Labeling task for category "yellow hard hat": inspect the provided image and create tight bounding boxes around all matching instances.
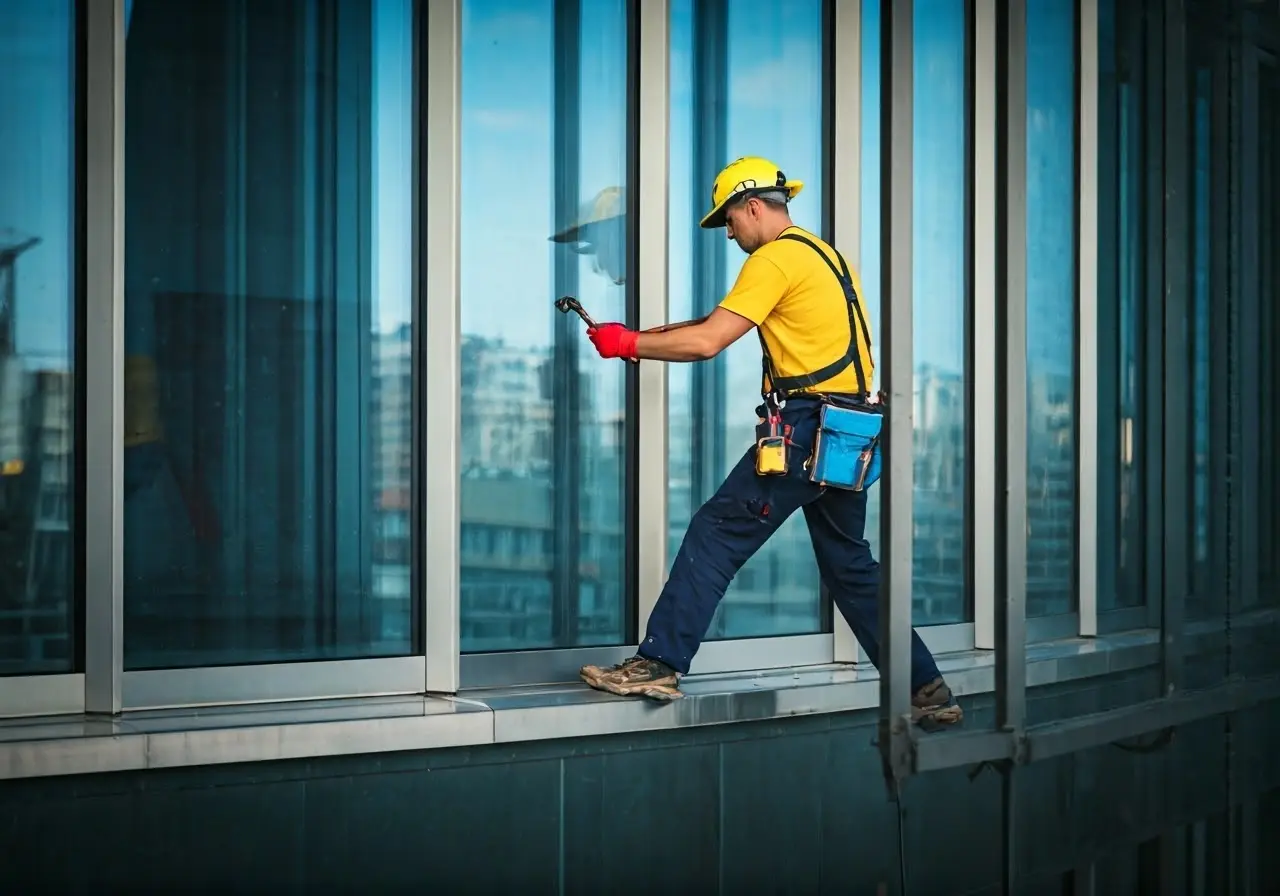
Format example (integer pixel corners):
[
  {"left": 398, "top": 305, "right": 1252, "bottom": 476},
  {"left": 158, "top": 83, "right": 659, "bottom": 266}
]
[{"left": 700, "top": 156, "right": 803, "bottom": 229}]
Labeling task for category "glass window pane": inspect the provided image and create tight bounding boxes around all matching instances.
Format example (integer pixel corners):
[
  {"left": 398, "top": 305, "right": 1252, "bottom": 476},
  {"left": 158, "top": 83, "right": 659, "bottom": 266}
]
[
  {"left": 0, "top": 0, "right": 77, "bottom": 675},
  {"left": 122, "top": 0, "right": 417, "bottom": 668},
  {"left": 459, "top": 0, "right": 632, "bottom": 652},
  {"left": 1026, "top": 0, "right": 1078, "bottom": 618},
  {"left": 861, "top": 0, "right": 973, "bottom": 626},
  {"left": 910, "top": 0, "right": 970, "bottom": 625},
  {"left": 1097, "top": 0, "right": 1147, "bottom": 611},
  {"left": 667, "top": 0, "right": 828, "bottom": 641},
  {"left": 1258, "top": 59, "right": 1279, "bottom": 606}
]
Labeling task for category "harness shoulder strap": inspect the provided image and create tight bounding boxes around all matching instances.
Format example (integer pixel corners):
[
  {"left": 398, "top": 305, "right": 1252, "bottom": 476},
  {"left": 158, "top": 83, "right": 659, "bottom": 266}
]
[{"left": 758, "top": 232, "right": 872, "bottom": 397}]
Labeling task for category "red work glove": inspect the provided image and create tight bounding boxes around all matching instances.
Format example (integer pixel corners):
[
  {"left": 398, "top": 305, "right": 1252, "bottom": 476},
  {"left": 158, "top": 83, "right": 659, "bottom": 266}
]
[{"left": 587, "top": 323, "right": 639, "bottom": 360}]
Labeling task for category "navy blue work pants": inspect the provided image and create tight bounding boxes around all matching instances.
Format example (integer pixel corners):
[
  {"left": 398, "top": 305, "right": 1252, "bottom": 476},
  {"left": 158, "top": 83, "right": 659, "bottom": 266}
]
[{"left": 640, "top": 397, "right": 943, "bottom": 693}]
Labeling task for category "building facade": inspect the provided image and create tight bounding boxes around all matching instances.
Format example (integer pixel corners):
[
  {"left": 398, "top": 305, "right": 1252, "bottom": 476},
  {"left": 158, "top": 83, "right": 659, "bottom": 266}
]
[{"left": 0, "top": 0, "right": 1278, "bottom": 892}]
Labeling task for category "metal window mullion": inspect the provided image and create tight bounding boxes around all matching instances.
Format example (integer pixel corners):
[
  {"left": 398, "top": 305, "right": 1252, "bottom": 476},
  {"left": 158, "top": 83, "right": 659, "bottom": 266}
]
[
  {"left": 551, "top": 0, "right": 584, "bottom": 646},
  {"left": 84, "top": 0, "right": 127, "bottom": 715},
  {"left": 422, "top": 0, "right": 461, "bottom": 694},
  {"left": 1077, "top": 0, "right": 1100, "bottom": 638},
  {"left": 636, "top": 0, "right": 670, "bottom": 638},
  {"left": 1161, "top": 0, "right": 1189, "bottom": 695},
  {"left": 1142, "top": 0, "right": 1166, "bottom": 630},
  {"left": 973, "top": 0, "right": 998, "bottom": 650},
  {"left": 831, "top": 0, "right": 861, "bottom": 663},
  {"left": 877, "top": 0, "right": 914, "bottom": 779},
  {"left": 994, "top": 0, "right": 1028, "bottom": 733}
]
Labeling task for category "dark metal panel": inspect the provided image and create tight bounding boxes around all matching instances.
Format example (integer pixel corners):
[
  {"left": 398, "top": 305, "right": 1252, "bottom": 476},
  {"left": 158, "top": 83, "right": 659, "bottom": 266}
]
[
  {"left": 1143, "top": 0, "right": 1168, "bottom": 631},
  {"left": 1162, "top": 0, "right": 1190, "bottom": 694}
]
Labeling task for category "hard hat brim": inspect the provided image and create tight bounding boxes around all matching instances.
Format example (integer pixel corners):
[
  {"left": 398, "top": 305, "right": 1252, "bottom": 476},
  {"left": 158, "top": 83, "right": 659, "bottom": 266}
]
[{"left": 699, "top": 180, "right": 804, "bottom": 229}]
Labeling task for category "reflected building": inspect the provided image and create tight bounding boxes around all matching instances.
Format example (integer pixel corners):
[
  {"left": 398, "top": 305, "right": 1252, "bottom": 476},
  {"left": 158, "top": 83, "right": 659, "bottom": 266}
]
[{"left": 458, "top": 334, "right": 624, "bottom": 651}]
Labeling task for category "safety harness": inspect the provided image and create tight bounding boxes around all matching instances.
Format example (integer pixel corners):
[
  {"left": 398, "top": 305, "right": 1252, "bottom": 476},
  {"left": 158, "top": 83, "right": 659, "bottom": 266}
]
[{"left": 757, "top": 232, "right": 875, "bottom": 401}]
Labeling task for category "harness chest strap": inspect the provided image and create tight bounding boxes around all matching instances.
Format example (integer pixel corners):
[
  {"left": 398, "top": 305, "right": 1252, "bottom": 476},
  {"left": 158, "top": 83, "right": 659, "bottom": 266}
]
[{"left": 757, "top": 233, "right": 874, "bottom": 398}]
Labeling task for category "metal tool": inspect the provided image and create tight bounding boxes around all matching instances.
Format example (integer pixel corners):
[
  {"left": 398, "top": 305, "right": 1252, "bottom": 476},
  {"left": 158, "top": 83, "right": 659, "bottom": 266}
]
[{"left": 554, "top": 296, "right": 638, "bottom": 363}]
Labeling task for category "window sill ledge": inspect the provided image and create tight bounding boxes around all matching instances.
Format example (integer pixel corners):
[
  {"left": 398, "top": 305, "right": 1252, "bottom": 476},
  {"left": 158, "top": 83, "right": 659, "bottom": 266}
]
[{"left": 0, "top": 609, "right": 1273, "bottom": 782}]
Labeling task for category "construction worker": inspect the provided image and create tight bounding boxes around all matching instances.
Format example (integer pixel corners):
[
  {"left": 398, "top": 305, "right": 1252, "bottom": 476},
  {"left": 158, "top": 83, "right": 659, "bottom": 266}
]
[{"left": 578, "top": 156, "right": 963, "bottom": 728}]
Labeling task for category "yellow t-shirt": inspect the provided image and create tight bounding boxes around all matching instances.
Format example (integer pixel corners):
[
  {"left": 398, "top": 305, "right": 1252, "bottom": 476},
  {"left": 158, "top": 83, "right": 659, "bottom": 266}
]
[{"left": 718, "top": 226, "right": 874, "bottom": 396}]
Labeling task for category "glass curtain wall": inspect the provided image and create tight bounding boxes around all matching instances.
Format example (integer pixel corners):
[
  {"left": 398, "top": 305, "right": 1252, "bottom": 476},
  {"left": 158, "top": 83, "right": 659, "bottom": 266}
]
[
  {"left": 861, "top": 0, "right": 973, "bottom": 627},
  {"left": 1025, "top": 0, "right": 1078, "bottom": 619},
  {"left": 0, "top": 0, "right": 79, "bottom": 676},
  {"left": 458, "top": 0, "right": 634, "bottom": 652},
  {"left": 666, "top": 0, "right": 829, "bottom": 640},
  {"left": 122, "top": 0, "right": 417, "bottom": 668},
  {"left": 1097, "top": 0, "right": 1148, "bottom": 613}
]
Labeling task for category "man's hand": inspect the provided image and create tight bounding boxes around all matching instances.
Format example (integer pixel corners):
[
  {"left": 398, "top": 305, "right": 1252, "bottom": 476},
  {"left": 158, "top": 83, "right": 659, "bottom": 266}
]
[{"left": 587, "top": 322, "right": 639, "bottom": 360}]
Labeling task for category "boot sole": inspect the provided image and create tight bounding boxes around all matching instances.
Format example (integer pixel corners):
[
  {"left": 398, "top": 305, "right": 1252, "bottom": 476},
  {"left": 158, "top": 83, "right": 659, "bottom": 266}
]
[{"left": 582, "top": 671, "right": 683, "bottom": 701}]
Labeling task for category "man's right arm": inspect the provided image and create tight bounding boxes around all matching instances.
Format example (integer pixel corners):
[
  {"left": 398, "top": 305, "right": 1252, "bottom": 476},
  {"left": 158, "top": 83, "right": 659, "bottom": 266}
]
[{"left": 642, "top": 316, "right": 705, "bottom": 334}]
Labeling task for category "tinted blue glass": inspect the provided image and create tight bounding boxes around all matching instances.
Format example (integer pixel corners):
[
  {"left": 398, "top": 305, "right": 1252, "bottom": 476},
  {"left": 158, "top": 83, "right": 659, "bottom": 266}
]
[
  {"left": 667, "top": 0, "right": 828, "bottom": 640},
  {"left": 1026, "top": 0, "right": 1077, "bottom": 618},
  {"left": 1097, "top": 0, "right": 1146, "bottom": 610},
  {"left": 122, "top": 0, "right": 416, "bottom": 667},
  {"left": 459, "top": 0, "right": 631, "bottom": 651},
  {"left": 861, "top": 0, "right": 971, "bottom": 626},
  {"left": 0, "top": 0, "right": 77, "bottom": 675}
]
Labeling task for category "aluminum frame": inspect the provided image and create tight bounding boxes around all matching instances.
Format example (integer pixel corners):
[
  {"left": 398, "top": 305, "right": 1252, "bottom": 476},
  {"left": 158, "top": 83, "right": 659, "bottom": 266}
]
[
  {"left": 973, "top": 0, "right": 999, "bottom": 652},
  {"left": 1077, "top": 0, "right": 1101, "bottom": 639},
  {"left": 459, "top": 634, "right": 832, "bottom": 690},
  {"left": 635, "top": 0, "right": 671, "bottom": 639},
  {"left": 830, "top": 0, "right": 862, "bottom": 665},
  {"left": 422, "top": 0, "right": 463, "bottom": 694},
  {"left": 83, "top": 0, "right": 126, "bottom": 716},
  {"left": 121, "top": 657, "right": 427, "bottom": 711}
]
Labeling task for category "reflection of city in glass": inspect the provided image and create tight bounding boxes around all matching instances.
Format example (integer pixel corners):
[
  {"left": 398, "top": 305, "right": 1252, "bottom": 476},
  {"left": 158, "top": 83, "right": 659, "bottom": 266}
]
[
  {"left": 1097, "top": 0, "right": 1145, "bottom": 611},
  {"left": 120, "top": 0, "right": 416, "bottom": 668},
  {"left": 1026, "top": 0, "right": 1078, "bottom": 619},
  {"left": 0, "top": 0, "right": 77, "bottom": 676},
  {"left": 861, "top": 0, "right": 971, "bottom": 627},
  {"left": 666, "top": 0, "right": 828, "bottom": 641},
  {"left": 458, "top": 0, "right": 631, "bottom": 652}
]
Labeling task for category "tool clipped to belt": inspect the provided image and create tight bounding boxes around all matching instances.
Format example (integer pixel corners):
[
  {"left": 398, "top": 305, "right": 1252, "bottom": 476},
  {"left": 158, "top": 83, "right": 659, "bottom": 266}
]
[
  {"left": 554, "top": 295, "right": 639, "bottom": 364},
  {"left": 754, "top": 392, "right": 792, "bottom": 476}
]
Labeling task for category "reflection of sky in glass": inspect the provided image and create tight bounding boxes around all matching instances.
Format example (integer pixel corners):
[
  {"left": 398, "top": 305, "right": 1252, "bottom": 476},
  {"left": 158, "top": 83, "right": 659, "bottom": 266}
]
[
  {"left": 0, "top": 0, "right": 75, "bottom": 367},
  {"left": 1026, "top": 0, "right": 1077, "bottom": 618},
  {"left": 667, "top": 0, "right": 828, "bottom": 641},
  {"left": 862, "top": 0, "right": 970, "bottom": 625}
]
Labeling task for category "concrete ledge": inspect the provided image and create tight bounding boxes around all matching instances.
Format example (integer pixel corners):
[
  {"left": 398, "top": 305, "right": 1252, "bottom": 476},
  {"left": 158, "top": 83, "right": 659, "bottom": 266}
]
[{"left": 0, "top": 611, "right": 1273, "bottom": 781}]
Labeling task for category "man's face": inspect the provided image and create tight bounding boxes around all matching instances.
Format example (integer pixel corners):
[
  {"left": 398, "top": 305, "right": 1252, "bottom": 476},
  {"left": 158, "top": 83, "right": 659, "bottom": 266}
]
[{"left": 723, "top": 198, "right": 764, "bottom": 254}]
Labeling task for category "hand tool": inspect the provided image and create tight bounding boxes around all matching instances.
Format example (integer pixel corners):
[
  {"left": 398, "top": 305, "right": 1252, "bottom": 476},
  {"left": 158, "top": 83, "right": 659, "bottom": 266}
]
[{"left": 554, "top": 296, "right": 638, "bottom": 363}]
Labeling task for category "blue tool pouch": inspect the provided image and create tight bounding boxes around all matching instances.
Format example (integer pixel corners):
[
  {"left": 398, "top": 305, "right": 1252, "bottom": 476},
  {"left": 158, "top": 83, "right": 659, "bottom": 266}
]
[{"left": 808, "top": 402, "right": 883, "bottom": 491}]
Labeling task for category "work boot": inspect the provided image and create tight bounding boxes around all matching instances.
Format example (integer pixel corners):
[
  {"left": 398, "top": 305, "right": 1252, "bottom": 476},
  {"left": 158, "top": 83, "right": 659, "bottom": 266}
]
[
  {"left": 580, "top": 655, "right": 683, "bottom": 701},
  {"left": 911, "top": 676, "right": 964, "bottom": 730}
]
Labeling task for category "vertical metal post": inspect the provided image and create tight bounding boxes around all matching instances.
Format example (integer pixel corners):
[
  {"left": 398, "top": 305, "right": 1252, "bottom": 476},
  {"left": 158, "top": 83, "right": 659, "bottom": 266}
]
[
  {"left": 1142, "top": 0, "right": 1166, "bottom": 630},
  {"left": 832, "top": 0, "right": 862, "bottom": 663},
  {"left": 551, "top": 0, "right": 584, "bottom": 646},
  {"left": 422, "top": 0, "right": 462, "bottom": 693},
  {"left": 635, "top": 0, "right": 671, "bottom": 637},
  {"left": 84, "top": 0, "right": 127, "bottom": 715},
  {"left": 973, "top": 0, "right": 998, "bottom": 650},
  {"left": 877, "top": 0, "right": 915, "bottom": 785},
  {"left": 1161, "top": 0, "right": 1188, "bottom": 696},
  {"left": 995, "top": 0, "right": 1028, "bottom": 886},
  {"left": 1077, "top": 0, "right": 1101, "bottom": 638},
  {"left": 994, "top": 0, "right": 1028, "bottom": 739}
]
